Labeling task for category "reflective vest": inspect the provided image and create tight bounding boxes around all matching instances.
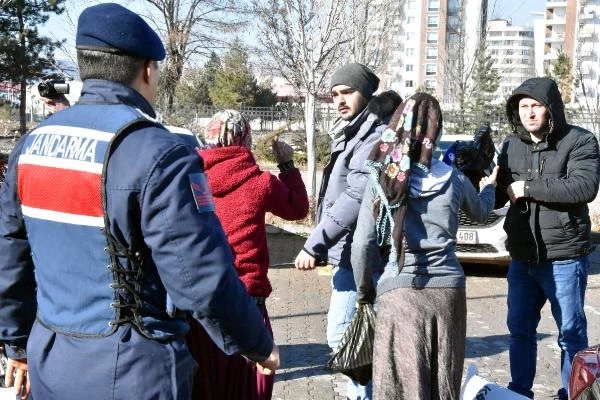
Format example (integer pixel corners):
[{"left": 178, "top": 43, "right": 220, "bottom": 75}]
[{"left": 17, "top": 103, "right": 186, "bottom": 339}]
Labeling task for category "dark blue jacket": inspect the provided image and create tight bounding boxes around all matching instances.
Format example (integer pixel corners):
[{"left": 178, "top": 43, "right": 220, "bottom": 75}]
[{"left": 0, "top": 80, "right": 273, "bottom": 362}]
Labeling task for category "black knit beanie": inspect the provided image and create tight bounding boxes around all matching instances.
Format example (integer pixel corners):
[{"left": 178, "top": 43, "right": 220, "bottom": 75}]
[{"left": 330, "top": 63, "right": 380, "bottom": 99}]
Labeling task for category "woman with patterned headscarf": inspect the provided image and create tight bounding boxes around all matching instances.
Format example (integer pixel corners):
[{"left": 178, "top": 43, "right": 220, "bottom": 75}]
[
  {"left": 351, "top": 93, "right": 499, "bottom": 399},
  {"left": 186, "top": 110, "right": 309, "bottom": 400}
]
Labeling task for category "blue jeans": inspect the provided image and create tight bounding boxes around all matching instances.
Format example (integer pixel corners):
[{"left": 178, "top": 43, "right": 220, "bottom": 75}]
[
  {"left": 327, "top": 266, "right": 372, "bottom": 400},
  {"left": 507, "top": 257, "right": 589, "bottom": 399}
]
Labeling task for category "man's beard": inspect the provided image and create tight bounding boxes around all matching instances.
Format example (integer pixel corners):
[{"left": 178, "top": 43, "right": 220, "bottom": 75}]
[{"left": 524, "top": 120, "right": 550, "bottom": 135}]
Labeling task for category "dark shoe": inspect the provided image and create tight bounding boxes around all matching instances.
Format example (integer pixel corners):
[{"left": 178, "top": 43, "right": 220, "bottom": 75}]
[
  {"left": 555, "top": 388, "right": 567, "bottom": 400},
  {"left": 507, "top": 383, "right": 534, "bottom": 398}
]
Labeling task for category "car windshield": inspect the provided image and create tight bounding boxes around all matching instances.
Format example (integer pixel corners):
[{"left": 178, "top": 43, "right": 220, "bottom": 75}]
[{"left": 434, "top": 140, "right": 454, "bottom": 160}]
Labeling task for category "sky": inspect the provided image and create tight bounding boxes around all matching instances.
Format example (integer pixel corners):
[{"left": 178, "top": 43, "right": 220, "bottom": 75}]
[
  {"left": 487, "top": 0, "right": 547, "bottom": 27},
  {"left": 43, "top": 1, "right": 148, "bottom": 64},
  {"left": 44, "top": 0, "right": 550, "bottom": 42},
  {"left": 41, "top": 0, "right": 549, "bottom": 68}
]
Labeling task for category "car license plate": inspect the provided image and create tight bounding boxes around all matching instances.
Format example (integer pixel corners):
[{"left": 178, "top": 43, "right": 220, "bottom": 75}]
[{"left": 457, "top": 230, "right": 477, "bottom": 244}]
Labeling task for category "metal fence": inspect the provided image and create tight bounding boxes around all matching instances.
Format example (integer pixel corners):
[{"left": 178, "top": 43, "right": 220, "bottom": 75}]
[
  {"left": 127, "top": 103, "right": 600, "bottom": 146},
  {"left": 155, "top": 103, "right": 341, "bottom": 144},
  {"left": 7, "top": 100, "right": 600, "bottom": 145},
  {"left": 155, "top": 103, "right": 518, "bottom": 143}
]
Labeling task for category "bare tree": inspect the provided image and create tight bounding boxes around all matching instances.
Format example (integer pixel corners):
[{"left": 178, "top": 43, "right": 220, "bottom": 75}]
[
  {"left": 345, "top": 0, "right": 397, "bottom": 71},
  {"left": 45, "top": 2, "right": 81, "bottom": 71},
  {"left": 439, "top": 0, "right": 506, "bottom": 132},
  {"left": 573, "top": 63, "right": 600, "bottom": 137},
  {"left": 253, "top": 0, "right": 347, "bottom": 205},
  {"left": 45, "top": 1, "right": 139, "bottom": 78},
  {"left": 440, "top": 0, "right": 480, "bottom": 131},
  {"left": 143, "top": 0, "right": 244, "bottom": 111},
  {"left": 253, "top": 0, "right": 392, "bottom": 207}
]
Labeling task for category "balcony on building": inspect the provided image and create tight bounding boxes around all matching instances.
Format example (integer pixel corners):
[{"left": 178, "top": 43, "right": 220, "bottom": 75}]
[
  {"left": 545, "top": 32, "right": 565, "bottom": 42},
  {"left": 579, "top": 28, "right": 597, "bottom": 39},
  {"left": 543, "top": 49, "right": 560, "bottom": 60},
  {"left": 580, "top": 10, "right": 596, "bottom": 20},
  {"left": 546, "top": 1, "right": 568, "bottom": 7},
  {"left": 579, "top": 49, "right": 597, "bottom": 59},
  {"left": 545, "top": 16, "right": 567, "bottom": 25}
]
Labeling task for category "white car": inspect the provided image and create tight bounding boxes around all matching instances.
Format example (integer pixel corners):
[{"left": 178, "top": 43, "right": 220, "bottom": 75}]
[{"left": 436, "top": 134, "right": 510, "bottom": 265}]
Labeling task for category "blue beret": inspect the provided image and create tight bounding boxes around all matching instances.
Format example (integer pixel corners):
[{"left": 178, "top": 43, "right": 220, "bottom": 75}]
[{"left": 76, "top": 3, "right": 165, "bottom": 61}]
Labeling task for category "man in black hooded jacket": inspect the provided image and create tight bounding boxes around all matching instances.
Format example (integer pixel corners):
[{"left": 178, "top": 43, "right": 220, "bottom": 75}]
[{"left": 496, "top": 77, "right": 600, "bottom": 399}]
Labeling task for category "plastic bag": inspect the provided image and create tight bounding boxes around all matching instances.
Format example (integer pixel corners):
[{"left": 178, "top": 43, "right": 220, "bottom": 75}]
[
  {"left": 324, "top": 303, "right": 375, "bottom": 385},
  {"left": 461, "top": 364, "right": 529, "bottom": 400},
  {"left": 570, "top": 345, "right": 600, "bottom": 399}
]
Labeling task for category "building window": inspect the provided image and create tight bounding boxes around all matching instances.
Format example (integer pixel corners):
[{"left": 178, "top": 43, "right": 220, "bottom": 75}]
[
  {"left": 425, "top": 64, "right": 437, "bottom": 75},
  {"left": 427, "top": 15, "right": 439, "bottom": 28},
  {"left": 406, "top": 80, "right": 414, "bottom": 88},
  {"left": 448, "top": 16, "right": 460, "bottom": 30},
  {"left": 425, "top": 79, "right": 436, "bottom": 89},
  {"left": 408, "top": 0, "right": 416, "bottom": 9},
  {"left": 406, "top": 64, "right": 414, "bottom": 72},
  {"left": 406, "top": 48, "right": 415, "bottom": 56},
  {"left": 426, "top": 31, "right": 438, "bottom": 44},
  {"left": 428, "top": 0, "right": 440, "bottom": 12},
  {"left": 407, "top": 16, "right": 415, "bottom": 24},
  {"left": 407, "top": 32, "right": 416, "bottom": 41},
  {"left": 426, "top": 47, "right": 437, "bottom": 60}
]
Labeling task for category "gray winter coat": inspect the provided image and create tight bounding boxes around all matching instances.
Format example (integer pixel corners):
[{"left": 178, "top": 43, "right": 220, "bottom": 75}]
[
  {"left": 497, "top": 77, "right": 600, "bottom": 262},
  {"left": 303, "top": 91, "right": 400, "bottom": 268},
  {"left": 352, "top": 160, "right": 495, "bottom": 301}
]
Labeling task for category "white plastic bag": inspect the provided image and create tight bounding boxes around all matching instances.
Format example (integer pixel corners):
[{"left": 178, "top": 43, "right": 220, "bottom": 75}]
[{"left": 461, "top": 364, "right": 530, "bottom": 400}]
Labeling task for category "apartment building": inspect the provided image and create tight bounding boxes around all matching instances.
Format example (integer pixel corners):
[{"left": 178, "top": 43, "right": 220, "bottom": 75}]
[
  {"left": 385, "top": 0, "right": 487, "bottom": 102},
  {"left": 542, "top": 0, "right": 578, "bottom": 74},
  {"left": 574, "top": 0, "right": 600, "bottom": 107},
  {"left": 486, "top": 19, "right": 536, "bottom": 101},
  {"left": 537, "top": 0, "right": 600, "bottom": 107}
]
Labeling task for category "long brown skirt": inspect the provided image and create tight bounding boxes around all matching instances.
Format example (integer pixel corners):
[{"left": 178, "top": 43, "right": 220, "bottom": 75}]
[
  {"left": 373, "top": 287, "right": 466, "bottom": 400},
  {"left": 186, "top": 303, "right": 275, "bottom": 400}
]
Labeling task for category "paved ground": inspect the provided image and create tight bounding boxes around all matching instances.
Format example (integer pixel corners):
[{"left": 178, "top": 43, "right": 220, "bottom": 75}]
[{"left": 265, "top": 229, "right": 600, "bottom": 399}]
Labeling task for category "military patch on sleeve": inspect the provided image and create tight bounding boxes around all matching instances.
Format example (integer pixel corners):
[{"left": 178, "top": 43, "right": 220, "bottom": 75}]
[{"left": 188, "top": 173, "right": 215, "bottom": 213}]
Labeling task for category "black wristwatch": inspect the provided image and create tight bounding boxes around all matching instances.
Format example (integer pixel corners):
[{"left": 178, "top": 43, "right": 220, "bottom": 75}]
[{"left": 277, "top": 160, "right": 295, "bottom": 172}]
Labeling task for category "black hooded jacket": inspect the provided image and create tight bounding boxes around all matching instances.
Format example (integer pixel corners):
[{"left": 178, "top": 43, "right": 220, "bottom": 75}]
[{"left": 496, "top": 77, "right": 600, "bottom": 262}]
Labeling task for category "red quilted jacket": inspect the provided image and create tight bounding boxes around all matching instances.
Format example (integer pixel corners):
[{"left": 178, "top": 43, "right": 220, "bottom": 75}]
[{"left": 200, "top": 146, "right": 309, "bottom": 297}]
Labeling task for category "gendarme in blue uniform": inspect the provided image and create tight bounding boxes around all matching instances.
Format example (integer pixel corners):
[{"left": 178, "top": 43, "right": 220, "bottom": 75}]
[{"left": 0, "top": 78, "right": 274, "bottom": 399}]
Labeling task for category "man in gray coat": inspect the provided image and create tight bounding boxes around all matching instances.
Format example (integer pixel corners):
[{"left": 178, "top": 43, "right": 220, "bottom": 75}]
[{"left": 295, "top": 63, "right": 400, "bottom": 399}]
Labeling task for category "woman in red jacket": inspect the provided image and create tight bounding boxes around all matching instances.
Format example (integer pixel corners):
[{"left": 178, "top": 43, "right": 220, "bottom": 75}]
[{"left": 187, "top": 110, "right": 309, "bottom": 400}]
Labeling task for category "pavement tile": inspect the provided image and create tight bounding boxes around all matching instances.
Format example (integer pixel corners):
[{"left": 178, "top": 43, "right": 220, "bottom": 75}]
[{"left": 267, "top": 231, "right": 600, "bottom": 399}]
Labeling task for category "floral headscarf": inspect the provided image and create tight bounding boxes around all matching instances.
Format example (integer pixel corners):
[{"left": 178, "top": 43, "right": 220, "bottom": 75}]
[
  {"left": 365, "top": 92, "right": 443, "bottom": 271},
  {"left": 203, "top": 110, "right": 252, "bottom": 148}
]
